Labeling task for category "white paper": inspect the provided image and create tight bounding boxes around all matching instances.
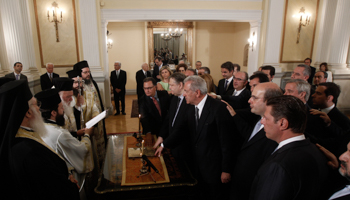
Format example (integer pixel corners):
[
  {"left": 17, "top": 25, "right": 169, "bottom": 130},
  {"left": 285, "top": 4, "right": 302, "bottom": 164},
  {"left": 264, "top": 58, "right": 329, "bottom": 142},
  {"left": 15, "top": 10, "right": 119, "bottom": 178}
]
[{"left": 85, "top": 110, "right": 107, "bottom": 129}]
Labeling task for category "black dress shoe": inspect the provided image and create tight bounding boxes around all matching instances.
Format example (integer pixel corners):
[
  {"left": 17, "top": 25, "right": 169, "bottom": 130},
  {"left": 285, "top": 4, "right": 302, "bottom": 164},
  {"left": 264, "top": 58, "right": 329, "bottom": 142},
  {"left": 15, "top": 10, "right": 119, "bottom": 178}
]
[
  {"left": 122, "top": 112, "right": 126, "bottom": 115},
  {"left": 114, "top": 112, "right": 120, "bottom": 116}
]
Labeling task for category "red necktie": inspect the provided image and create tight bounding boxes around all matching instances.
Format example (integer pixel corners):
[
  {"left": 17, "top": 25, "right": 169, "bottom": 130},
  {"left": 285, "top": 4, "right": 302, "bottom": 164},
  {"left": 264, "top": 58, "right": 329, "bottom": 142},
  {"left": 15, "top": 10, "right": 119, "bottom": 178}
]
[{"left": 152, "top": 97, "right": 161, "bottom": 116}]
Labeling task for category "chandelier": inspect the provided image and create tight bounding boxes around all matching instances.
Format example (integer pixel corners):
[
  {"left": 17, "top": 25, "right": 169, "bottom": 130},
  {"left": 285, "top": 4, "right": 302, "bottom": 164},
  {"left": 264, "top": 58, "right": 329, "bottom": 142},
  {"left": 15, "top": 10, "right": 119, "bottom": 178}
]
[
  {"left": 161, "top": 29, "right": 172, "bottom": 41},
  {"left": 169, "top": 27, "right": 183, "bottom": 39}
]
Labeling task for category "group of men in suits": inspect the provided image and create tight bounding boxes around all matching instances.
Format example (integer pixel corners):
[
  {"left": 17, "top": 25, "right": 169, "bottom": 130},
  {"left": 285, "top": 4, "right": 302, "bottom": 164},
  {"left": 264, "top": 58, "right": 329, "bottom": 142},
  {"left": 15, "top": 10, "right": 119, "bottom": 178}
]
[{"left": 137, "top": 59, "right": 350, "bottom": 199}]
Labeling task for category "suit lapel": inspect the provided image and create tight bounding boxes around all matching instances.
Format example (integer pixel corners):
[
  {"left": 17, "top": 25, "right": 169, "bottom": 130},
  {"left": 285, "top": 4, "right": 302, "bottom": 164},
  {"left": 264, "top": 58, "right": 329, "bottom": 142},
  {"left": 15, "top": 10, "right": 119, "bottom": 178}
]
[{"left": 241, "top": 129, "right": 265, "bottom": 150}]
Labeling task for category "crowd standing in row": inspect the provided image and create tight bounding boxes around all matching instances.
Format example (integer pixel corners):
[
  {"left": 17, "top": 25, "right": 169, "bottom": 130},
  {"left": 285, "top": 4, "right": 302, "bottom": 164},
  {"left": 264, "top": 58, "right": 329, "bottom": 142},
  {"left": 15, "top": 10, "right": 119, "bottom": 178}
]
[{"left": 0, "top": 56, "right": 349, "bottom": 200}]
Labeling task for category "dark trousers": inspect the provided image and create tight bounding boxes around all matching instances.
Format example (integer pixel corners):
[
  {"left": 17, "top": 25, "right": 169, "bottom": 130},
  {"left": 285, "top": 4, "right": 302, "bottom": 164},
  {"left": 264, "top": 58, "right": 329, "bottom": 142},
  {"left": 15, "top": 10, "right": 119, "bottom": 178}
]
[{"left": 113, "top": 91, "right": 125, "bottom": 113}]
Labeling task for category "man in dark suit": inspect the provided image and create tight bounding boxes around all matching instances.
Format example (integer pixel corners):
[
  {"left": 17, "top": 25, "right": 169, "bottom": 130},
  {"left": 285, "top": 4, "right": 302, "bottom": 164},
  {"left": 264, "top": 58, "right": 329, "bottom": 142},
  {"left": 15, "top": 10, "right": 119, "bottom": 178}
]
[
  {"left": 5, "top": 62, "right": 27, "bottom": 81},
  {"left": 40, "top": 63, "right": 59, "bottom": 90},
  {"left": 154, "top": 72, "right": 191, "bottom": 162},
  {"left": 140, "top": 77, "right": 170, "bottom": 136},
  {"left": 261, "top": 65, "right": 275, "bottom": 82},
  {"left": 250, "top": 95, "right": 329, "bottom": 200},
  {"left": 313, "top": 71, "right": 327, "bottom": 91},
  {"left": 153, "top": 56, "right": 163, "bottom": 82},
  {"left": 311, "top": 82, "right": 350, "bottom": 133},
  {"left": 216, "top": 62, "right": 239, "bottom": 96},
  {"left": 248, "top": 72, "right": 269, "bottom": 92},
  {"left": 304, "top": 57, "right": 316, "bottom": 85},
  {"left": 291, "top": 64, "right": 315, "bottom": 107},
  {"left": 136, "top": 63, "right": 151, "bottom": 104},
  {"left": 229, "top": 82, "right": 282, "bottom": 200},
  {"left": 110, "top": 61, "right": 127, "bottom": 115},
  {"left": 183, "top": 76, "right": 237, "bottom": 200},
  {"left": 210, "top": 71, "right": 251, "bottom": 110}
]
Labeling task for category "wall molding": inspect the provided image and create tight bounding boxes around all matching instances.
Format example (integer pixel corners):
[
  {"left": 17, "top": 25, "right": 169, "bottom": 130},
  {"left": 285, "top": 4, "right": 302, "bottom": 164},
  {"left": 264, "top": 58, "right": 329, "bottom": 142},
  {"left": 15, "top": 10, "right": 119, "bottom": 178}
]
[{"left": 101, "top": 9, "right": 262, "bottom": 22}]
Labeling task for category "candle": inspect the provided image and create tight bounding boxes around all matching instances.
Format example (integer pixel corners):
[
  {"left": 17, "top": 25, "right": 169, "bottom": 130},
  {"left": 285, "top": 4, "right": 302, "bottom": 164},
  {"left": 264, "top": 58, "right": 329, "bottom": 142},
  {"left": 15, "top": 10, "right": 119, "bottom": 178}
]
[
  {"left": 138, "top": 114, "right": 141, "bottom": 135},
  {"left": 141, "top": 140, "right": 144, "bottom": 155}
]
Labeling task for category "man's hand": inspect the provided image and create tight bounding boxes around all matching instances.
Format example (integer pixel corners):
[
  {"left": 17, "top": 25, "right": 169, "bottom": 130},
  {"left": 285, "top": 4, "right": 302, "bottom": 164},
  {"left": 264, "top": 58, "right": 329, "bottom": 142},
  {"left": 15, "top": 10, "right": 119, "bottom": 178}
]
[
  {"left": 153, "top": 137, "right": 163, "bottom": 149},
  {"left": 76, "top": 94, "right": 84, "bottom": 107},
  {"left": 85, "top": 127, "right": 94, "bottom": 136},
  {"left": 310, "top": 109, "right": 331, "bottom": 126},
  {"left": 221, "top": 172, "right": 231, "bottom": 183},
  {"left": 115, "top": 88, "right": 121, "bottom": 93},
  {"left": 68, "top": 174, "right": 80, "bottom": 189},
  {"left": 156, "top": 75, "right": 160, "bottom": 79},
  {"left": 77, "top": 128, "right": 85, "bottom": 136},
  {"left": 316, "top": 143, "right": 339, "bottom": 170},
  {"left": 221, "top": 100, "right": 236, "bottom": 117},
  {"left": 154, "top": 146, "right": 164, "bottom": 157}
]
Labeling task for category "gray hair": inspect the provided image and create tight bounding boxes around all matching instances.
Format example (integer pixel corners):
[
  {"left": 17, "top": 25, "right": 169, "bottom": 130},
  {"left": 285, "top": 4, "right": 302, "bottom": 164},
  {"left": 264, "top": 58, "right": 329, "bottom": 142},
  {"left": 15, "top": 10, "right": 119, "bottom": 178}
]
[
  {"left": 141, "top": 62, "right": 148, "bottom": 68},
  {"left": 46, "top": 63, "right": 54, "bottom": 68},
  {"left": 286, "top": 79, "right": 311, "bottom": 101},
  {"left": 297, "top": 64, "right": 311, "bottom": 77},
  {"left": 114, "top": 61, "right": 121, "bottom": 66},
  {"left": 184, "top": 75, "right": 207, "bottom": 95}
]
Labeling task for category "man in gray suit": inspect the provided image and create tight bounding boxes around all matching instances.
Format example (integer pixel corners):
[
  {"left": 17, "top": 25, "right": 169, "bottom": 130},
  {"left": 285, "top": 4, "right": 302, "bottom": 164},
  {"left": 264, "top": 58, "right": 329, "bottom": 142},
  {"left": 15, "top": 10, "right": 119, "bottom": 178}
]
[{"left": 5, "top": 62, "right": 27, "bottom": 81}]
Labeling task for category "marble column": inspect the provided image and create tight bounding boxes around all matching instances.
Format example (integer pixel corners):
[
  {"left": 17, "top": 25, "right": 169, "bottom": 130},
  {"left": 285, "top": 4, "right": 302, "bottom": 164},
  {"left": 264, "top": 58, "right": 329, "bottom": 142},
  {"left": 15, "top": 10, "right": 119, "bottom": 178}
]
[
  {"left": 101, "top": 19, "right": 112, "bottom": 114},
  {"left": 262, "top": 0, "right": 285, "bottom": 72},
  {"left": 315, "top": 0, "right": 350, "bottom": 73},
  {"left": 79, "top": 0, "right": 103, "bottom": 76},
  {"left": 247, "top": 20, "right": 261, "bottom": 76},
  {"left": 0, "top": 0, "right": 39, "bottom": 80}
]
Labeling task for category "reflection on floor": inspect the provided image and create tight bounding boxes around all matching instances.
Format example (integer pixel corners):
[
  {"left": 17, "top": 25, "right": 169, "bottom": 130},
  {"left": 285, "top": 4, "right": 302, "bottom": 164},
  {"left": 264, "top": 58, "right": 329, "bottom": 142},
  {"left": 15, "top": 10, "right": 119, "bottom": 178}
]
[{"left": 106, "top": 95, "right": 139, "bottom": 134}]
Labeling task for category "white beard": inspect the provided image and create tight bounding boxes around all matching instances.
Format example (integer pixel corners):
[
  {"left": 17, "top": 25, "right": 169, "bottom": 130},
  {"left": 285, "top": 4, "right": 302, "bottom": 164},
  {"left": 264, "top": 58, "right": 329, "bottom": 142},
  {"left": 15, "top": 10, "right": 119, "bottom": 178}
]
[
  {"left": 62, "top": 97, "right": 76, "bottom": 116},
  {"left": 29, "top": 105, "right": 48, "bottom": 139}
]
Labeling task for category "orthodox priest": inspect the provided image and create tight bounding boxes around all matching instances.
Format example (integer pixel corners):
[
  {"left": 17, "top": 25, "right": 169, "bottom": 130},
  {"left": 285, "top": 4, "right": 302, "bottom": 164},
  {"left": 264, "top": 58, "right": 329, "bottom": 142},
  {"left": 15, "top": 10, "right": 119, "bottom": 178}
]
[
  {"left": 54, "top": 75, "right": 85, "bottom": 138},
  {"left": 35, "top": 88, "right": 94, "bottom": 198},
  {"left": 0, "top": 80, "right": 79, "bottom": 199},
  {"left": 73, "top": 60, "right": 106, "bottom": 168}
]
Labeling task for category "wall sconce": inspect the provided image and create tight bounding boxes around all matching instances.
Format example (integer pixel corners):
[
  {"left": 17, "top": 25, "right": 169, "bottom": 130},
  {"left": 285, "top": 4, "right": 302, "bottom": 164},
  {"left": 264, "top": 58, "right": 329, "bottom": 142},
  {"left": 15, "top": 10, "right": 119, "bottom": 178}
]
[
  {"left": 294, "top": 7, "right": 311, "bottom": 44},
  {"left": 47, "top": 2, "right": 63, "bottom": 42},
  {"left": 248, "top": 32, "right": 256, "bottom": 51},
  {"left": 107, "top": 39, "right": 113, "bottom": 49}
]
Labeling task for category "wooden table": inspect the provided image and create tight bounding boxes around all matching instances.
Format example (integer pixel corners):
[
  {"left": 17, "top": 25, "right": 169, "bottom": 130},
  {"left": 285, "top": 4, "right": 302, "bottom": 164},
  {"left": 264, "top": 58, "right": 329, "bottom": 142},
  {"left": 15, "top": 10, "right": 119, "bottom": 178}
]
[{"left": 94, "top": 133, "right": 197, "bottom": 200}]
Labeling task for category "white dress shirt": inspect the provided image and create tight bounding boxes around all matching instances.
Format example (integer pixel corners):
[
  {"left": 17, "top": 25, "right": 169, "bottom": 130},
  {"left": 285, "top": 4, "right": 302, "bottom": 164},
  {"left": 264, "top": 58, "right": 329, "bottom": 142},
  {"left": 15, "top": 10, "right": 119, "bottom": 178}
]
[{"left": 195, "top": 94, "right": 208, "bottom": 118}]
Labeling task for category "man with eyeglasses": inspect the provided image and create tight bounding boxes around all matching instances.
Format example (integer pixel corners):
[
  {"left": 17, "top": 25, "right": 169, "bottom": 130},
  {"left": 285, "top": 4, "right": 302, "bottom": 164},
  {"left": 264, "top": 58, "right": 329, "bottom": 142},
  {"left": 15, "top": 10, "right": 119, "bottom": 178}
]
[
  {"left": 226, "top": 82, "right": 282, "bottom": 200},
  {"left": 209, "top": 71, "right": 251, "bottom": 109},
  {"left": 139, "top": 77, "right": 171, "bottom": 136}
]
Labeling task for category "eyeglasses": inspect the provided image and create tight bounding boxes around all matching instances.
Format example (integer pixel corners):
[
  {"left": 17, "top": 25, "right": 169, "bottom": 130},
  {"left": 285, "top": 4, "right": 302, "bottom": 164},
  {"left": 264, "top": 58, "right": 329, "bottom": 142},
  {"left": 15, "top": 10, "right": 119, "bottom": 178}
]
[
  {"left": 82, "top": 71, "right": 91, "bottom": 74},
  {"left": 143, "top": 86, "right": 155, "bottom": 90}
]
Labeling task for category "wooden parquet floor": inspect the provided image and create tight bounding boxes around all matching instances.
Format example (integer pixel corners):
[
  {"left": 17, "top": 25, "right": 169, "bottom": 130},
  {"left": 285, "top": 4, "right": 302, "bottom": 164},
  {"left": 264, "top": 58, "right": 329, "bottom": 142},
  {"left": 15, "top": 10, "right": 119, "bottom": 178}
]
[{"left": 105, "top": 95, "right": 139, "bottom": 134}]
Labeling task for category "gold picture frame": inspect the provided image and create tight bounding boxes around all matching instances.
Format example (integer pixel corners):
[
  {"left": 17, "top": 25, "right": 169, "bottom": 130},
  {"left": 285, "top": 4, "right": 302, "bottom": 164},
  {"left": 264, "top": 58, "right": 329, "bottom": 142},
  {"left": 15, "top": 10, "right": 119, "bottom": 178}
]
[
  {"left": 280, "top": 0, "right": 319, "bottom": 63},
  {"left": 147, "top": 22, "right": 193, "bottom": 65},
  {"left": 34, "top": 0, "right": 80, "bottom": 68}
]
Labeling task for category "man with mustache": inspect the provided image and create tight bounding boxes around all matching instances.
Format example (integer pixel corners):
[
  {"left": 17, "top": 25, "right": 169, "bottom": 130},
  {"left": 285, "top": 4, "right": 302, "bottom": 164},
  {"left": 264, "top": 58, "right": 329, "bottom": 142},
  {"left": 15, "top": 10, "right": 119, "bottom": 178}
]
[
  {"left": 329, "top": 142, "right": 350, "bottom": 199},
  {"left": 73, "top": 60, "right": 106, "bottom": 168},
  {"left": 63, "top": 71, "right": 86, "bottom": 138},
  {"left": 35, "top": 88, "right": 94, "bottom": 198},
  {"left": 1, "top": 80, "right": 79, "bottom": 199}
]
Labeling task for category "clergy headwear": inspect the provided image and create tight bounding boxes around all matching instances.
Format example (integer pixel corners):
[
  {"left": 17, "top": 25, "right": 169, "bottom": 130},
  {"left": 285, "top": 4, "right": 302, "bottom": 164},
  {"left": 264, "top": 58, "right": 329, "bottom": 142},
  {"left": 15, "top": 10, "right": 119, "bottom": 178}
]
[
  {"left": 34, "top": 89, "right": 61, "bottom": 111},
  {"left": 73, "top": 60, "right": 89, "bottom": 71},
  {"left": 0, "top": 80, "right": 32, "bottom": 197},
  {"left": 52, "top": 77, "right": 73, "bottom": 91},
  {"left": 66, "top": 70, "right": 81, "bottom": 79}
]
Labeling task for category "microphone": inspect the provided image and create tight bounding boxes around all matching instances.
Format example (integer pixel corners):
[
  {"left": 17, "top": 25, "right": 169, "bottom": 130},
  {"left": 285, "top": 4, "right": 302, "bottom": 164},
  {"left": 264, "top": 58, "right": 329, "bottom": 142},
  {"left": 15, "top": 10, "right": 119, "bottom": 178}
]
[{"left": 142, "top": 154, "right": 159, "bottom": 173}]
